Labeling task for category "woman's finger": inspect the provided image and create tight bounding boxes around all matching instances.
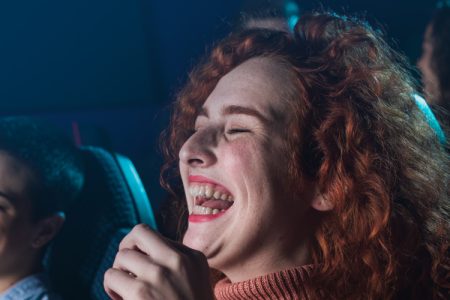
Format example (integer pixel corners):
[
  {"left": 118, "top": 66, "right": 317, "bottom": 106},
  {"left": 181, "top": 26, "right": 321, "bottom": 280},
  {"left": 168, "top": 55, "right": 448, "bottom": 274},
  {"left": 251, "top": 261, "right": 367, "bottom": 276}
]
[
  {"left": 104, "top": 268, "right": 159, "bottom": 300},
  {"left": 104, "top": 268, "right": 135, "bottom": 300},
  {"left": 112, "top": 248, "right": 148, "bottom": 276},
  {"left": 114, "top": 248, "right": 170, "bottom": 281},
  {"left": 119, "top": 224, "right": 185, "bottom": 270}
]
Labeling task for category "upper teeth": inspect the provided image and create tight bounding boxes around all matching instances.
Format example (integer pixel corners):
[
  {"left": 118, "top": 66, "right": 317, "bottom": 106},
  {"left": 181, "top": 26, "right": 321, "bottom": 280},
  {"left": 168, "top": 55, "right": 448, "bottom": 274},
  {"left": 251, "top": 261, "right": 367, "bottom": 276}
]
[{"left": 189, "top": 184, "right": 234, "bottom": 202}]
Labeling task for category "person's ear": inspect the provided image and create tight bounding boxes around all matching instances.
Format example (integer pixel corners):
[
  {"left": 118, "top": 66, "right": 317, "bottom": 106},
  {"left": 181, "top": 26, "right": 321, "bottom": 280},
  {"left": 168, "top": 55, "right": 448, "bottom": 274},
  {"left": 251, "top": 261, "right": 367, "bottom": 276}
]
[
  {"left": 310, "top": 190, "right": 334, "bottom": 212},
  {"left": 31, "top": 212, "right": 65, "bottom": 249}
]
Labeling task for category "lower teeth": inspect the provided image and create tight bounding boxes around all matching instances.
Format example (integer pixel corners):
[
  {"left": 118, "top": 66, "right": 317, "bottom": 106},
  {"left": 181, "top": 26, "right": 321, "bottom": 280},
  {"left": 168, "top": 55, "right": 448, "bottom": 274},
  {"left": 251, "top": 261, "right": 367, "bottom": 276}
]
[{"left": 192, "top": 205, "right": 224, "bottom": 215}]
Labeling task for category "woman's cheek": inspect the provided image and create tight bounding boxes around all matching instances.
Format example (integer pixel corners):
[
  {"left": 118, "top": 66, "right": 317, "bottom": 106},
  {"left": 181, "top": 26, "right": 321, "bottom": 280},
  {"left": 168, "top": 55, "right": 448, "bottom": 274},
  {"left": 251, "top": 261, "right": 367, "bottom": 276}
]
[{"left": 221, "top": 139, "right": 262, "bottom": 172}]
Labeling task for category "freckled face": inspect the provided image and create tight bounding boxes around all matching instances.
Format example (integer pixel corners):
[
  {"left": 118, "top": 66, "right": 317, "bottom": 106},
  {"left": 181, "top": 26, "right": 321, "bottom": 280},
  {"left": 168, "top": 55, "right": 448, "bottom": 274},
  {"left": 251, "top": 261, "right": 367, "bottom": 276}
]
[
  {"left": 418, "top": 25, "right": 440, "bottom": 104},
  {"left": 179, "top": 58, "right": 312, "bottom": 281}
]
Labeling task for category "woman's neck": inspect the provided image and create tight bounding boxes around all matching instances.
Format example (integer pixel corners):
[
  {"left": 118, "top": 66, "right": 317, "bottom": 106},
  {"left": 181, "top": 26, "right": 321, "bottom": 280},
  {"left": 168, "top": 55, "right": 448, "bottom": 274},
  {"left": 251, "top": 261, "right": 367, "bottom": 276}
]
[{"left": 219, "top": 239, "right": 312, "bottom": 283}]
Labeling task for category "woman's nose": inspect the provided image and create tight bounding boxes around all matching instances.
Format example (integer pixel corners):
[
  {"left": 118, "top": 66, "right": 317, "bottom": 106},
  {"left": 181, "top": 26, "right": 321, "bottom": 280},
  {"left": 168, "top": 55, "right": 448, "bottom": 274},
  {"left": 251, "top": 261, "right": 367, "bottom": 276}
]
[{"left": 179, "top": 129, "right": 217, "bottom": 168}]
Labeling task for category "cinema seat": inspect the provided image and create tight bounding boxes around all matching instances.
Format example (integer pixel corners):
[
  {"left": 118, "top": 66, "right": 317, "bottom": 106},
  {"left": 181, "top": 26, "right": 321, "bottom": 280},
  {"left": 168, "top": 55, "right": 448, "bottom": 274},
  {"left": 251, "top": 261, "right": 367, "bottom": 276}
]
[{"left": 44, "top": 146, "right": 158, "bottom": 300}]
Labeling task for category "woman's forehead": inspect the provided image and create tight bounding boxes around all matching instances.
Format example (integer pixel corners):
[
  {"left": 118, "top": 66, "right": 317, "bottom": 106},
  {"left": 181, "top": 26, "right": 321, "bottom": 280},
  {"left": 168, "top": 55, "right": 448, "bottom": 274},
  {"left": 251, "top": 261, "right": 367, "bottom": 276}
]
[
  {"left": 202, "top": 57, "right": 296, "bottom": 119},
  {"left": 222, "top": 57, "right": 293, "bottom": 86}
]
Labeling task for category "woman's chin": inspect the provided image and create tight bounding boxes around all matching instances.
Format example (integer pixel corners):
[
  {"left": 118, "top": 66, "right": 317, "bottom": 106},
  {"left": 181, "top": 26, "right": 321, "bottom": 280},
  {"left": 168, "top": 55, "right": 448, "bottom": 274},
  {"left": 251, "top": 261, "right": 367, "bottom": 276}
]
[{"left": 182, "top": 229, "right": 212, "bottom": 255}]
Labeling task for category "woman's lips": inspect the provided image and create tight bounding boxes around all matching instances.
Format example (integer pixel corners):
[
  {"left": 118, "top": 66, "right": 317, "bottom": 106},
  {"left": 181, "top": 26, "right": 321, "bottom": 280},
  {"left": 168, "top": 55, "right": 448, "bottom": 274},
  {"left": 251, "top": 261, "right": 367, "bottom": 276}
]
[
  {"left": 188, "top": 210, "right": 227, "bottom": 223},
  {"left": 189, "top": 175, "right": 231, "bottom": 191},
  {"left": 188, "top": 175, "right": 234, "bottom": 222},
  {"left": 189, "top": 175, "right": 219, "bottom": 185}
]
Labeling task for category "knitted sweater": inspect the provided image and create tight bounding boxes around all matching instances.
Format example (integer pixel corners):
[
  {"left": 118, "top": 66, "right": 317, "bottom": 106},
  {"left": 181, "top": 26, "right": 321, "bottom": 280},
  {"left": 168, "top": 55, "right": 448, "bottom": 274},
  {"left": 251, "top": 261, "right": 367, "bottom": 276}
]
[{"left": 214, "top": 265, "right": 312, "bottom": 300}]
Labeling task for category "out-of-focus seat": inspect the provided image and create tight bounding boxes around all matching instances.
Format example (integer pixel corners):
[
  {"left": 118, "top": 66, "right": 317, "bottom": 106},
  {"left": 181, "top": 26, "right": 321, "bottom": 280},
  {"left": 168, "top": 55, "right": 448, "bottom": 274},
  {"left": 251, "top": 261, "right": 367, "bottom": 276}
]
[{"left": 44, "top": 146, "right": 158, "bottom": 300}]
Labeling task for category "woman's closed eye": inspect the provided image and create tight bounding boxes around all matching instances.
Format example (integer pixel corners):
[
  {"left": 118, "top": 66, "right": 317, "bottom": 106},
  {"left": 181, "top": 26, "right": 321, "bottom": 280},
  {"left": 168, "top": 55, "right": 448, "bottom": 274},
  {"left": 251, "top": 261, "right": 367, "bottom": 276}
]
[{"left": 226, "top": 128, "right": 251, "bottom": 134}]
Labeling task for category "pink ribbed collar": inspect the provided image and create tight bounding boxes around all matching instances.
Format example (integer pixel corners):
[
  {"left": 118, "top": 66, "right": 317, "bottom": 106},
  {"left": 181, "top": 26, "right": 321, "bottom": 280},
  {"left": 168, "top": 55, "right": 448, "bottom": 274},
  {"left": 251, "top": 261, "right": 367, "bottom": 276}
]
[{"left": 214, "top": 265, "right": 313, "bottom": 300}]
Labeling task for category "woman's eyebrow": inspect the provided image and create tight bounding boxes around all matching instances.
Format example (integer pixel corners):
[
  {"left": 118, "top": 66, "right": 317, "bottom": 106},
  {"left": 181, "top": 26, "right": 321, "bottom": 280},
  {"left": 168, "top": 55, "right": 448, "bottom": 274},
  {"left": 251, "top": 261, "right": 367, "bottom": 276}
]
[
  {"left": 222, "top": 105, "right": 268, "bottom": 123},
  {"left": 198, "top": 105, "right": 270, "bottom": 123}
]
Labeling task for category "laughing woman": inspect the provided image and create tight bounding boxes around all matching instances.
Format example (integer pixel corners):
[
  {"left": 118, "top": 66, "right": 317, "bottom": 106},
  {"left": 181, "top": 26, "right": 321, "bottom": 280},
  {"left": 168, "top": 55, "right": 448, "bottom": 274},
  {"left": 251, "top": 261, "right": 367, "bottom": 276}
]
[{"left": 104, "top": 12, "right": 449, "bottom": 300}]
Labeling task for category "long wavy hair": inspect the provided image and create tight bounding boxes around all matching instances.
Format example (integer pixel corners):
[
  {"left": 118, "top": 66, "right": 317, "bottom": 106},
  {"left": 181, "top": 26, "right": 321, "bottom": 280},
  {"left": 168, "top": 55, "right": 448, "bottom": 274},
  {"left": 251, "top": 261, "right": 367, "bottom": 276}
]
[{"left": 161, "top": 12, "right": 449, "bottom": 299}]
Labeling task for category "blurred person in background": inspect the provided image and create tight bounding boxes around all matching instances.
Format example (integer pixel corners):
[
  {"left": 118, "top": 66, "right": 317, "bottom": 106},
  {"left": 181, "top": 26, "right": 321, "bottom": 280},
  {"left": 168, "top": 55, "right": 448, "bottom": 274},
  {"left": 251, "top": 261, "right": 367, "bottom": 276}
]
[
  {"left": 418, "top": 0, "right": 450, "bottom": 127},
  {"left": 0, "top": 117, "right": 84, "bottom": 300},
  {"left": 104, "top": 11, "right": 449, "bottom": 300}
]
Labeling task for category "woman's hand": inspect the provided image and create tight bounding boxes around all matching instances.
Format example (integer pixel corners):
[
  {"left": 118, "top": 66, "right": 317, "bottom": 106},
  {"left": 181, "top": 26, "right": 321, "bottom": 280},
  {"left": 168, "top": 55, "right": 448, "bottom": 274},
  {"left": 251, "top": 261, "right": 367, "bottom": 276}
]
[{"left": 103, "top": 224, "right": 214, "bottom": 300}]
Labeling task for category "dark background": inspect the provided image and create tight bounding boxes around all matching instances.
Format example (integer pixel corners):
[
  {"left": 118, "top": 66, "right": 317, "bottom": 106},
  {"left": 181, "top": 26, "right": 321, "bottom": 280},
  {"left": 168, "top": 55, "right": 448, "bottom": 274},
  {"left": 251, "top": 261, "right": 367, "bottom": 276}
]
[{"left": 0, "top": 0, "right": 437, "bottom": 209}]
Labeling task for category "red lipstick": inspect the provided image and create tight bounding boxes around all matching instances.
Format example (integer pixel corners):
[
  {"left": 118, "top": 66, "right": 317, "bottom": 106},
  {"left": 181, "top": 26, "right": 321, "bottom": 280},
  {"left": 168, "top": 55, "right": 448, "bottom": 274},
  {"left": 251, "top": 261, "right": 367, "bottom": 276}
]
[
  {"left": 188, "top": 211, "right": 227, "bottom": 223},
  {"left": 189, "top": 175, "right": 219, "bottom": 185},
  {"left": 188, "top": 175, "right": 234, "bottom": 223}
]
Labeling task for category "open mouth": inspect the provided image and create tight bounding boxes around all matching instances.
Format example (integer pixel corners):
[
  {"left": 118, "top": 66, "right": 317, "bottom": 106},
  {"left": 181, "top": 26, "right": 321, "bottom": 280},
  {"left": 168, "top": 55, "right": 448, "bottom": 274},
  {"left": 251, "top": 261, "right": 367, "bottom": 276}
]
[{"left": 189, "top": 183, "right": 234, "bottom": 219}]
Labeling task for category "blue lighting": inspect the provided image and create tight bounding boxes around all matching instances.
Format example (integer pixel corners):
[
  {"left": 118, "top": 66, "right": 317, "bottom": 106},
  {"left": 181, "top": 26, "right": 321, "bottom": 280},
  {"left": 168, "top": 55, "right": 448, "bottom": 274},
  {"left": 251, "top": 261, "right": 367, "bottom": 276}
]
[
  {"left": 285, "top": 1, "right": 300, "bottom": 14},
  {"left": 287, "top": 15, "right": 300, "bottom": 31},
  {"left": 437, "top": 0, "right": 450, "bottom": 8},
  {"left": 413, "top": 94, "right": 446, "bottom": 144},
  {"left": 284, "top": 0, "right": 300, "bottom": 32}
]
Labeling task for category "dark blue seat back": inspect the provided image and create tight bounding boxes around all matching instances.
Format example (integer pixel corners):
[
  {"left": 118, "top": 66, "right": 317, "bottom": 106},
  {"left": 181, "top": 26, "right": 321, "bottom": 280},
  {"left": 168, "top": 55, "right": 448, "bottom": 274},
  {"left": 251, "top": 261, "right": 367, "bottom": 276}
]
[{"left": 44, "top": 146, "right": 157, "bottom": 300}]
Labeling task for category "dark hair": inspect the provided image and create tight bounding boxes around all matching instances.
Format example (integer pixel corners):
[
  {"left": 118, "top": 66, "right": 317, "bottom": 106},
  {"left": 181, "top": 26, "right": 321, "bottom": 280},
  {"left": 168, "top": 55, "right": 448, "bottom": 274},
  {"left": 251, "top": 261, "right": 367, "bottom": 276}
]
[
  {"left": 162, "top": 12, "right": 449, "bottom": 299},
  {"left": 429, "top": 1, "right": 450, "bottom": 113},
  {"left": 0, "top": 117, "right": 84, "bottom": 221}
]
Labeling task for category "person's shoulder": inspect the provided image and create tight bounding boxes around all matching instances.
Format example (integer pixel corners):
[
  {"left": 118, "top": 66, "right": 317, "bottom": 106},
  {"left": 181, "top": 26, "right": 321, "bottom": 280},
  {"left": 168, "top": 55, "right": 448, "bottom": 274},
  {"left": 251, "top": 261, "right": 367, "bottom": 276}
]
[
  {"left": 0, "top": 273, "right": 62, "bottom": 300},
  {"left": 32, "top": 291, "right": 62, "bottom": 300},
  {"left": 22, "top": 290, "right": 62, "bottom": 300}
]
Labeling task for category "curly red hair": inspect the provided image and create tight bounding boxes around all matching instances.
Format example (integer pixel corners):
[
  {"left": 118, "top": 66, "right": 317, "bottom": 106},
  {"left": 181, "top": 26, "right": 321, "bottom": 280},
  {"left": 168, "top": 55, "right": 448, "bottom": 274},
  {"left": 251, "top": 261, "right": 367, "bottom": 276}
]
[{"left": 161, "top": 12, "right": 449, "bottom": 299}]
